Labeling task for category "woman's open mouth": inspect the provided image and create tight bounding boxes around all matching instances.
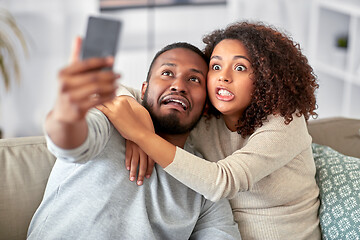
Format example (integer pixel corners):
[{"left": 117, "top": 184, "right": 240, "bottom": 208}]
[{"left": 215, "top": 87, "right": 234, "bottom": 101}]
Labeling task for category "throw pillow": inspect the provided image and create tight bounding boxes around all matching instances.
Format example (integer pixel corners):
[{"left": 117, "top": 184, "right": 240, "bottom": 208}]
[{"left": 312, "top": 143, "right": 360, "bottom": 240}]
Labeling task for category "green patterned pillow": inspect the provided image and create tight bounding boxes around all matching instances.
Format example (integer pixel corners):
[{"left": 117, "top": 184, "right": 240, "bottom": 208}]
[{"left": 312, "top": 143, "right": 360, "bottom": 240}]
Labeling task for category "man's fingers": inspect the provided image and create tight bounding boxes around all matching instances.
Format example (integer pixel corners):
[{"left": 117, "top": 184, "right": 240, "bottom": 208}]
[
  {"left": 60, "top": 57, "right": 114, "bottom": 76},
  {"left": 69, "top": 36, "right": 82, "bottom": 64}
]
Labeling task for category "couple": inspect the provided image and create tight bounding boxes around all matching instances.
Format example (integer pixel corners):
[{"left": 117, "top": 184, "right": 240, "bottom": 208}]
[{"left": 28, "top": 21, "right": 321, "bottom": 239}]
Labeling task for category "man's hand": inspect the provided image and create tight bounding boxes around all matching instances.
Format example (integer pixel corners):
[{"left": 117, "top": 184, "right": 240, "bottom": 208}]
[
  {"left": 52, "top": 57, "right": 119, "bottom": 123},
  {"left": 45, "top": 37, "right": 119, "bottom": 149}
]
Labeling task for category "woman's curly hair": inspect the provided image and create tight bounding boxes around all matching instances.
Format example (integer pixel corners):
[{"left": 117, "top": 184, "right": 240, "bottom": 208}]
[{"left": 203, "top": 21, "right": 319, "bottom": 138}]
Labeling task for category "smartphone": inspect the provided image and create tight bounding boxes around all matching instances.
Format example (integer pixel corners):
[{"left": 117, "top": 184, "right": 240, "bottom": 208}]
[{"left": 81, "top": 16, "right": 122, "bottom": 64}]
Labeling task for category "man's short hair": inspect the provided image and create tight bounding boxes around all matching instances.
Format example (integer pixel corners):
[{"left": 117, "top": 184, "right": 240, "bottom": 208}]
[{"left": 146, "top": 42, "right": 208, "bottom": 82}]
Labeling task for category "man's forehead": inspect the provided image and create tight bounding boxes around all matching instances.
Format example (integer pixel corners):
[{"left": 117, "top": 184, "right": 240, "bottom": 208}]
[{"left": 155, "top": 49, "right": 207, "bottom": 70}]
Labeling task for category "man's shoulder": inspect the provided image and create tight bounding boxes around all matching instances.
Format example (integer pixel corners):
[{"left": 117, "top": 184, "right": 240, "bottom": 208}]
[{"left": 183, "top": 141, "right": 203, "bottom": 158}]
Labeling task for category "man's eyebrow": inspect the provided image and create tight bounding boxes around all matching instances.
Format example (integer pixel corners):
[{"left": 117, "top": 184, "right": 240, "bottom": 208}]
[
  {"left": 161, "top": 63, "right": 176, "bottom": 67},
  {"left": 190, "top": 68, "right": 205, "bottom": 77},
  {"left": 161, "top": 62, "right": 205, "bottom": 77}
]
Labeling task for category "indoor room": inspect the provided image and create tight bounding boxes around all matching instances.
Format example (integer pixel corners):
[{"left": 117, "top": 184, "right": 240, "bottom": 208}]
[{"left": 1, "top": 0, "right": 360, "bottom": 239}]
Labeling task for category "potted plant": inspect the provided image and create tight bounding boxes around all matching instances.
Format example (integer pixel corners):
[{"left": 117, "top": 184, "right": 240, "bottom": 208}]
[
  {"left": 0, "top": 8, "right": 28, "bottom": 91},
  {"left": 0, "top": 8, "right": 28, "bottom": 138}
]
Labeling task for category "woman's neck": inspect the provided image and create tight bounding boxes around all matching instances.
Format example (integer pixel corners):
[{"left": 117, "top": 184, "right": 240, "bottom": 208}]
[{"left": 222, "top": 115, "right": 240, "bottom": 132}]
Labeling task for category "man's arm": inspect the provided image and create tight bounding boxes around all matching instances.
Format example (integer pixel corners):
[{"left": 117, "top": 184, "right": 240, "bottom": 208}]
[
  {"left": 45, "top": 57, "right": 118, "bottom": 149},
  {"left": 190, "top": 198, "right": 241, "bottom": 239}
]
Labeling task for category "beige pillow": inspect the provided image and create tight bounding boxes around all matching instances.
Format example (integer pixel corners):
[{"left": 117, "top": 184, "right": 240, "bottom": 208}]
[
  {"left": 0, "top": 136, "right": 56, "bottom": 240},
  {"left": 308, "top": 117, "right": 360, "bottom": 158}
]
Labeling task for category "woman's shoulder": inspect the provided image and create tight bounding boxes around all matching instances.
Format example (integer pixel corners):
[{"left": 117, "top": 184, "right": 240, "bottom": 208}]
[
  {"left": 262, "top": 113, "right": 307, "bottom": 129},
  {"left": 252, "top": 113, "right": 310, "bottom": 141}
]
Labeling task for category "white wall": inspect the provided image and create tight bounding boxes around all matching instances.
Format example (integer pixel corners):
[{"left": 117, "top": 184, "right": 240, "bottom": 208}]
[
  {"left": 1, "top": 0, "right": 354, "bottom": 138},
  {"left": 0, "top": 0, "right": 98, "bottom": 138}
]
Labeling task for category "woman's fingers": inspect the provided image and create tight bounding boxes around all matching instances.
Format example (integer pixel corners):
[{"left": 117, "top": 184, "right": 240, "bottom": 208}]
[
  {"left": 125, "top": 140, "right": 133, "bottom": 171},
  {"left": 129, "top": 147, "right": 140, "bottom": 183},
  {"left": 125, "top": 140, "right": 153, "bottom": 186},
  {"left": 146, "top": 158, "right": 155, "bottom": 179},
  {"left": 136, "top": 150, "right": 149, "bottom": 186}
]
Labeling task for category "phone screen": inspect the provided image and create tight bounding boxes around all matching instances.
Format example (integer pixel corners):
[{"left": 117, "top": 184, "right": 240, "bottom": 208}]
[{"left": 81, "top": 16, "right": 122, "bottom": 61}]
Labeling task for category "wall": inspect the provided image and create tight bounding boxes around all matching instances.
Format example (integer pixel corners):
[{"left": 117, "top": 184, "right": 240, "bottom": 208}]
[
  {"left": 0, "top": 0, "right": 98, "bottom": 138},
  {"left": 0, "top": 0, "right": 353, "bottom": 138}
]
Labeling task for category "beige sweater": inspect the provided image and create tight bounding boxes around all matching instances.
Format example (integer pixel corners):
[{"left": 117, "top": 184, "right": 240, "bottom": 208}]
[
  {"left": 165, "top": 114, "right": 321, "bottom": 240},
  {"left": 117, "top": 85, "right": 321, "bottom": 239}
]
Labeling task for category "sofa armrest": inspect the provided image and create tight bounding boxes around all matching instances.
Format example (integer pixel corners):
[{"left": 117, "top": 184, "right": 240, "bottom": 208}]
[
  {"left": 308, "top": 117, "right": 360, "bottom": 158},
  {"left": 0, "top": 136, "right": 56, "bottom": 240}
]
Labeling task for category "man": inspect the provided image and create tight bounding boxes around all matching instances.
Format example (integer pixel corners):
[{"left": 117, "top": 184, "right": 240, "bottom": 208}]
[{"left": 27, "top": 41, "right": 240, "bottom": 239}]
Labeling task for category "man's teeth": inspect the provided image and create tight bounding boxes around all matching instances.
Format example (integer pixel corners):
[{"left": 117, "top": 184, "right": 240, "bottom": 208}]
[
  {"left": 167, "top": 99, "right": 187, "bottom": 109},
  {"left": 218, "top": 89, "right": 233, "bottom": 96}
]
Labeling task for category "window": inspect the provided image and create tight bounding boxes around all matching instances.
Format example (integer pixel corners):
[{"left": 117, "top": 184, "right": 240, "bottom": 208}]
[{"left": 100, "top": 0, "right": 226, "bottom": 11}]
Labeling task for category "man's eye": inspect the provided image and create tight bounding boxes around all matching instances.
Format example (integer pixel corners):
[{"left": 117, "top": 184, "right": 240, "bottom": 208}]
[
  {"left": 189, "top": 77, "right": 200, "bottom": 83},
  {"left": 162, "top": 71, "right": 173, "bottom": 76},
  {"left": 212, "top": 64, "right": 221, "bottom": 70},
  {"left": 235, "top": 65, "right": 246, "bottom": 71}
]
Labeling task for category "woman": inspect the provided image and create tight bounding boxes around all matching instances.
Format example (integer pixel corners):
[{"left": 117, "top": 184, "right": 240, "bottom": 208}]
[{"left": 99, "top": 22, "right": 321, "bottom": 239}]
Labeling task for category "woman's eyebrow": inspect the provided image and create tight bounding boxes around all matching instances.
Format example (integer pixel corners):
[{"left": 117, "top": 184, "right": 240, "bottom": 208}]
[
  {"left": 234, "top": 55, "right": 251, "bottom": 62},
  {"left": 210, "top": 55, "right": 221, "bottom": 60},
  {"left": 210, "top": 55, "right": 250, "bottom": 63}
]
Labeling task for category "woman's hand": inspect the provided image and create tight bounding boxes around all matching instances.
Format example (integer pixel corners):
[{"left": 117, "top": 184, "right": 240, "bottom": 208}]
[
  {"left": 97, "top": 96, "right": 156, "bottom": 184},
  {"left": 97, "top": 96, "right": 154, "bottom": 141},
  {"left": 126, "top": 140, "right": 155, "bottom": 185}
]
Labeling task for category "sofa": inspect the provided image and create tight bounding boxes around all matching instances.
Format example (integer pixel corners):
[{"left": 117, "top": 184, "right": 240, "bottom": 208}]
[{"left": 1, "top": 117, "right": 360, "bottom": 240}]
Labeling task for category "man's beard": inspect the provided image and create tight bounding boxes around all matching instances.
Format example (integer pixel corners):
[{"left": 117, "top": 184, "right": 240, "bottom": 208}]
[{"left": 142, "top": 89, "right": 202, "bottom": 135}]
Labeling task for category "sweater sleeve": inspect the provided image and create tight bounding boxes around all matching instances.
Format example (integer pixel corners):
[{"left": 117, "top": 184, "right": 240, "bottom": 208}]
[
  {"left": 116, "top": 83, "right": 142, "bottom": 102},
  {"left": 46, "top": 109, "right": 113, "bottom": 163},
  {"left": 165, "top": 114, "right": 312, "bottom": 201}
]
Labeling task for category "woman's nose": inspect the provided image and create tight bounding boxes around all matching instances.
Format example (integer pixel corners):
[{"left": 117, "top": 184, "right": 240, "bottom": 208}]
[
  {"left": 218, "top": 75, "right": 231, "bottom": 83},
  {"left": 217, "top": 68, "right": 232, "bottom": 83}
]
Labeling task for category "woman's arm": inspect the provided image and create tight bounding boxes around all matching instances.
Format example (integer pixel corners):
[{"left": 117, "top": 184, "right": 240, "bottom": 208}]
[
  {"left": 97, "top": 96, "right": 175, "bottom": 168},
  {"left": 107, "top": 110, "right": 311, "bottom": 202}
]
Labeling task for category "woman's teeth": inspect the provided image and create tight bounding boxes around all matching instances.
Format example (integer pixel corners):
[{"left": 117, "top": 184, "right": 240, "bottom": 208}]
[{"left": 218, "top": 89, "right": 233, "bottom": 96}]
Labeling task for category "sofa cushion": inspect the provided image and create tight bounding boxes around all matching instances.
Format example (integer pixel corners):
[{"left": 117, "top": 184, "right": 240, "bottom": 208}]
[
  {"left": 0, "top": 136, "right": 56, "bottom": 240},
  {"left": 312, "top": 143, "right": 360, "bottom": 240},
  {"left": 308, "top": 117, "right": 360, "bottom": 158}
]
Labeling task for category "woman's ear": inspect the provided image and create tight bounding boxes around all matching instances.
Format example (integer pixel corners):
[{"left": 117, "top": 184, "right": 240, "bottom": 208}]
[{"left": 141, "top": 81, "right": 148, "bottom": 100}]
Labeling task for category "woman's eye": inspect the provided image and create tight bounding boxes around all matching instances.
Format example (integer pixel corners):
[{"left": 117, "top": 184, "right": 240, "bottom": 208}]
[
  {"left": 235, "top": 65, "right": 246, "bottom": 71},
  {"left": 189, "top": 77, "right": 200, "bottom": 83},
  {"left": 162, "top": 71, "right": 173, "bottom": 77},
  {"left": 212, "top": 64, "right": 221, "bottom": 71}
]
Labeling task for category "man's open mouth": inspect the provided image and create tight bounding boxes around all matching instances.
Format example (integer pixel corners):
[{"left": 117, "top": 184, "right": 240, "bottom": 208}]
[{"left": 161, "top": 95, "right": 190, "bottom": 111}]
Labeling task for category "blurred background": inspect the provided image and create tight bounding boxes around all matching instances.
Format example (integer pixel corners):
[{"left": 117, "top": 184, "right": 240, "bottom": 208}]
[{"left": 0, "top": 0, "right": 359, "bottom": 138}]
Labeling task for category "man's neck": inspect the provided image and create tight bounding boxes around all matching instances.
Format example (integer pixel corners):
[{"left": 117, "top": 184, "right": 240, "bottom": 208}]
[{"left": 158, "top": 132, "right": 189, "bottom": 149}]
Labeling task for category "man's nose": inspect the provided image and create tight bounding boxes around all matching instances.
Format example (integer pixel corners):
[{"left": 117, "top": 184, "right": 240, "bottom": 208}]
[{"left": 170, "top": 78, "right": 187, "bottom": 94}]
